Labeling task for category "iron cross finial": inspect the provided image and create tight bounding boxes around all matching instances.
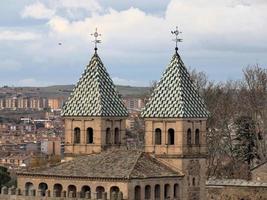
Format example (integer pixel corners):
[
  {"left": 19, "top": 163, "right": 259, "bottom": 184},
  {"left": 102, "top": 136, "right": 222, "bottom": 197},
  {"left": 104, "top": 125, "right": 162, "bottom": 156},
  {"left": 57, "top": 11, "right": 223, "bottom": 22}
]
[
  {"left": 171, "top": 26, "right": 182, "bottom": 52},
  {"left": 91, "top": 28, "right": 101, "bottom": 52}
]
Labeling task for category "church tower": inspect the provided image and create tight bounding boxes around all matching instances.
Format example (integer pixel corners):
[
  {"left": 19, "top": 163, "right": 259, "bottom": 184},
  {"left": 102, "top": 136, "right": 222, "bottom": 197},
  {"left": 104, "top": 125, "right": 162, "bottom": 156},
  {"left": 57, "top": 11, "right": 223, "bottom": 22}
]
[
  {"left": 62, "top": 29, "right": 128, "bottom": 158},
  {"left": 141, "top": 28, "right": 209, "bottom": 200}
]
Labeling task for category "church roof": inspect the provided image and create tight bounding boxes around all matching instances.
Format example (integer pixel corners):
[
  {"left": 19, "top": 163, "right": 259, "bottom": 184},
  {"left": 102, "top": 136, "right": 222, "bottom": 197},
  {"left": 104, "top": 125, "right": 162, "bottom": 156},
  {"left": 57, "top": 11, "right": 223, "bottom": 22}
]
[
  {"left": 61, "top": 53, "right": 128, "bottom": 117},
  {"left": 21, "top": 150, "right": 181, "bottom": 179},
  {"left": 141, "top": 52, "right": 209, "bottom": 118}
]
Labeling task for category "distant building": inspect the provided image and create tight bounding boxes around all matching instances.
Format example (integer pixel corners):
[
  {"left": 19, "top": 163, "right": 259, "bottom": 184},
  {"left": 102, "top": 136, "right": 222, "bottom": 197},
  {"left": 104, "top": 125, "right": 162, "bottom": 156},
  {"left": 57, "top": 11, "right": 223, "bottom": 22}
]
[
  {"left": 123, "top": 97, "right": 144, "bottom": 112},
  {"left": 0, "top": 154, "right": 31, "bottom": 168},
  {"left": 41, "top": 138, "right": 61, "bottom": 156},
  {"left": 0, "top": 98, "right": 4, "bottom": 109},
  {"left": 48, "top": 98, "right": 64, "bottom": 110},
  {"left": 17, "top": 97, "right": 29, "bottom": 109}
]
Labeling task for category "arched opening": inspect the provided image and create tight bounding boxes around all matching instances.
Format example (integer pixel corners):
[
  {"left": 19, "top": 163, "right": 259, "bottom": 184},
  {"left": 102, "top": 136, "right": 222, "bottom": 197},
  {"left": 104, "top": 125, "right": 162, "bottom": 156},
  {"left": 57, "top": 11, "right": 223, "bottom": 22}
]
[
  {"left": 154, "top": 184, "right": 161, "bottom": 200},
  {"left": 164, "top": 184, "right": 171, "bottom": 199},
  {"left": 53, "top": 184, "right": 63, "bottom": 197},
  {"left": 74, "top": 127, "right": 80, "bottom": 144},
  {"left": 192, "top": 177, "right": 196, "bottom": 186},
  {"left": 114, "top": 128, "right": 120, "bottom": 144},
  {"left": 145, "top": 185, "right": 151, "bottom": 200},
  {"left": 87, "top": 128, "right": 93, "bottom": 144},
  {"left": 106, "top": 128, "right": 111, "bottom": 144},
  {"left": 25, "top": 182, "right": 34, "bottom": 196},
  {"left": 134, "top": 185, "right": 141, "bottom": 200},
  {"left": 110, "top": 186, "right": 120, "bottom": 200},
  {"left": 81, "top": 186, "right": 91, "bottom": 198},
  {"left": 168, "top": 129, "right": 175, "bottom": 145},
  {"left": 187, "top": 128, "right": 192, "bottom": 145},
  {"left": 96, "top": 186, "right": 105, "bottom": 199},
  {"left": 155, "top": 128, "right": 162, "bottom": 145},
  {"left": 174, "top": 184, "right": 180, "bottom": 198},
  {"left": 68, "top": 185, "right": 77, "bottom": 198},
  {"left": 38, "top": 182, "right": 48, "bottom": 197},
  {"left": 195, "top": 129, "right": 200, "bottom": 145}
]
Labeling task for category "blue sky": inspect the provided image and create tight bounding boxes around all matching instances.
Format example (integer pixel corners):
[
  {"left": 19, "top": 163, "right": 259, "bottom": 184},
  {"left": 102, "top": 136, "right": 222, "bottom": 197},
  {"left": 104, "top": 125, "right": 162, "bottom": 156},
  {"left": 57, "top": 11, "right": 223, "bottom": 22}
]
[{"left": 0, "top": 0, "right": 266, "bottom": 87}]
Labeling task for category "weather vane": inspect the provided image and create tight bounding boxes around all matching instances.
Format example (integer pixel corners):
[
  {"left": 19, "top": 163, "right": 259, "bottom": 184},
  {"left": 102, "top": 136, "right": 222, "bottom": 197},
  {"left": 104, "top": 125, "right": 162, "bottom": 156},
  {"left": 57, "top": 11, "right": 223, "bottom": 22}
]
[
  {"left": 171, "top": 26, "right": 182, "bottom": 52},
  {"left": 91, "top": 28, "right": 101, "bottom": 52}
]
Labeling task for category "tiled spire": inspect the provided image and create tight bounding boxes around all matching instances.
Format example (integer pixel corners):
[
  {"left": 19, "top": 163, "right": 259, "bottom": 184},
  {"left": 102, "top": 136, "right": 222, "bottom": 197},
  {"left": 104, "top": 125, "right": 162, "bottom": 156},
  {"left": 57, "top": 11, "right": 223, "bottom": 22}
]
[
  {"left": 141, "top": 52, "right": 209, "bottom": 118},
  {"left": 62, "top": 53, "right": 128, "bottom": 117}
]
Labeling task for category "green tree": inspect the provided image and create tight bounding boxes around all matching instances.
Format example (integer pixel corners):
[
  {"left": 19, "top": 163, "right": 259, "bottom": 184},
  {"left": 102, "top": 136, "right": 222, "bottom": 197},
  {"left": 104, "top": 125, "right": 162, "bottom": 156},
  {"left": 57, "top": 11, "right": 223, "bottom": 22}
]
[
  {"left": 234, "top": 116, "right": 259, "bottom": 167},
  {"left": 0, "top": 166, "right": 11, "bottom": 187}
]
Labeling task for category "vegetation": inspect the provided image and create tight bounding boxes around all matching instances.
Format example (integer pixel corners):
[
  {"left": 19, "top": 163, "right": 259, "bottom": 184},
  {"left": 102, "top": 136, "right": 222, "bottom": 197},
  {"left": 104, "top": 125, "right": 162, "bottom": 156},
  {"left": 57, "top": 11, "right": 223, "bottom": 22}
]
[
  {"left": 192, "top": 65, "right": 267, "bottom": 179},
  {"left": 0, "top": 166, "right": 11, "bottom": 187}
]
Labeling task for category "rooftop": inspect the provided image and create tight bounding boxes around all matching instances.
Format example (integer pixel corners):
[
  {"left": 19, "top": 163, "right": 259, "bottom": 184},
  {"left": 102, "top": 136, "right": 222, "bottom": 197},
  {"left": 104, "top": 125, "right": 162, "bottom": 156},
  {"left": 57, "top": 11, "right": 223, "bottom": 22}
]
[
  {"left": 141, "top": 52, "right": 209, "bottom": 118},
  {"left": 19, "top": 150, "right": 182, "bottom": 179},
  {"left": 61, "top": 53, "right": 128, "bottom": 118}
]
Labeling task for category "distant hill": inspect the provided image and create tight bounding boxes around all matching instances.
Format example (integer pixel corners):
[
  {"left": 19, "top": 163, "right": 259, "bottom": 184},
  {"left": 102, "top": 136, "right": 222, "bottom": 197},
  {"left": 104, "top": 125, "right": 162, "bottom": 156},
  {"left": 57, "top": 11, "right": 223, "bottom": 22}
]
[{"left": 0, "top": 85, "right": 150, "bottom": 98}]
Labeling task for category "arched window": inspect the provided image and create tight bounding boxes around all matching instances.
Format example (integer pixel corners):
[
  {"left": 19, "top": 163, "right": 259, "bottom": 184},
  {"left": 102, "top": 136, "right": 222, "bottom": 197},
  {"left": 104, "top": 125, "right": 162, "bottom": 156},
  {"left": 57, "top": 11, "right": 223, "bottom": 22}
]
[
  {"left": 74, "top": 127, "right": 80, "bottom": 144},
  {"left": 25, "top": 182, "right": 34, "bottom": 196},
  {"left": 154, "top": 184, "right": 161, "bottom": 200},
  {"left": 174, "top": 184, "right": 179, "bottom": 199},
  {"left": 106, "top": 128, "right": 111, "bottom": 144},
  {"left": 155, "top": 128, "right": 162, "bottom": 145},
  {"left": 195, "top": 129, "right": 200, "bottom": 145},
  {"left": 114, "top": 128, "right": 120, "bottom": 144},
  {"left": 68, "top": 185, "right": 77, "bottom": 198},
  {"left": 53, "top": 184, "right": 63, "bottom": 197},
  {"left": 145, "top": 185, "right": 151, "bottom": 199},
  {"left": 87, "top": 128, "right": 93, "bottom": 144},
  {"left": 192, "top": 177, "right": 196, "bottom": 186},
  {"left": 96, "top": 186, "right": 105, "bottom": 199},
  {"left": 168, "top": 128, "right": 175, "bottom": 145},
  {"left": 81, "top": 186, "right": 91, "bottom": 198},
  {"left": 187, "top": 128, "right": 192, "bottom": 145},
  {"left": 134, "top": 186, "right": 141, "bottom": 200},
  {"left": 110, "top": 186, "right": 120, "bottom": 200},
  {"left": 38, "top": 183, "right": 48, "bottom": 197},
  {"left": 164, "top": 184, "right": 171, "bottom": 199}
]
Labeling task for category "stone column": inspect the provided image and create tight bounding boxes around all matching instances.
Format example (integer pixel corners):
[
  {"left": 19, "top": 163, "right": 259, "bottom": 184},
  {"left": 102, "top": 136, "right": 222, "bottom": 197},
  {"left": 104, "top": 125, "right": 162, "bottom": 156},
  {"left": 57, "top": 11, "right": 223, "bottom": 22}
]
[
  {"left": 69, "top": 191, "right": 74, "bottom": 198},
  {"left": 38, "top": 190, "right": 43, "bottom": 197},
  {"left": 30, "top": 189, "right": 36, "bottom": 196},
  {"left": 85, "top": 191, "right": 91, "bottom": 199},
  {"left": 118, "top": 192, "right": 123, "bottom": 200},
  {"left": 61, "top": 190, "right": 67, "bottom": 198},
  {"left": 45, "top": 190, "right": 50, "bottom": 197},
  {"left": 15, "top": 188, "right": 21, "bottom": 195},
  {"left": 102, "top": 192, "right": 107, "bottom": 200},
  {"left": 1, "top": 187, "right": 8, "bottom": 195}
]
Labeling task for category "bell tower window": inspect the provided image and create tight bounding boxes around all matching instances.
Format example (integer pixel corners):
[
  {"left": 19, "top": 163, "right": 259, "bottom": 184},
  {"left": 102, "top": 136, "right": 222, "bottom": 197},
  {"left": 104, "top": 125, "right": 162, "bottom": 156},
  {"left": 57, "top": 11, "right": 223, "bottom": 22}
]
[
  {"left": 155, "top": 128, "right": 162, "bottom": 145},
  {"left": 114, "top": 128, "right": 120, "bottom": 144},
  {"left": 168, "top": 128, "right": 175, "bottom": 145},
  {"left": 187, "top": 128, "right": 192, "bottom": 145},
  {"left": 74, "top": 127, "right": 81, "bottom": 144},
  {"left": 87, "top": 128, "right": 94, "bottom": 144},
  {"left": 195, "top": 129, "right": 200, "bottom": 145}
]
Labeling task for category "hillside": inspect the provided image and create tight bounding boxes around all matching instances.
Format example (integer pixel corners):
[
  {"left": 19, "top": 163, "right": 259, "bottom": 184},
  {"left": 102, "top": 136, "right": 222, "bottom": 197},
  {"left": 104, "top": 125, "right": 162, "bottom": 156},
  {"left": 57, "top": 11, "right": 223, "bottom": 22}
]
[{"left": 0, "top": 85, "right": 150, "bottom": 98}]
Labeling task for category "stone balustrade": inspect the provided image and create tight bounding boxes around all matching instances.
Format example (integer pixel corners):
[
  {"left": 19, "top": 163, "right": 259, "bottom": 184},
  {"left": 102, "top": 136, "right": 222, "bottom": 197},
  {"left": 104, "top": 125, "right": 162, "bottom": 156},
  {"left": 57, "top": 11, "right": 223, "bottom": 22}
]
[{"left": 0, "top": 186, "right": 124, "bottom": 200}]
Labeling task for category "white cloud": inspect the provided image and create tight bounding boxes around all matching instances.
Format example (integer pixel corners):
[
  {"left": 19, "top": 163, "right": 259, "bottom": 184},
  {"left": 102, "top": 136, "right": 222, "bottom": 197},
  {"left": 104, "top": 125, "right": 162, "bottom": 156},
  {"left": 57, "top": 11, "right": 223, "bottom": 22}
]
[
  {"left": 0, "top": 30, "right": 41, "bottom": 41},
  {"left": 21, "top": 2, "right": 55, "bottom": 19},
  {"left": 42, "top": 0, "right": 267, "bottom": 54},
  {"left": 55, "top": 0, "right": 102, "bottom": 12}
]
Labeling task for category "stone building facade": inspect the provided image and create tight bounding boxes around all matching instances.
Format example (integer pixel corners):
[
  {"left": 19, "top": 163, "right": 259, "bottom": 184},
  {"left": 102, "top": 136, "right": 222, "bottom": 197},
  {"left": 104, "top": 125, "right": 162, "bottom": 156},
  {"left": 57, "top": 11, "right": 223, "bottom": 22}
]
[
  {"left": 11, "top": 35, "right": 209, "bottom": 200},
  {"left": 206, "top": 179, "right": 267, "bottom": 200}
]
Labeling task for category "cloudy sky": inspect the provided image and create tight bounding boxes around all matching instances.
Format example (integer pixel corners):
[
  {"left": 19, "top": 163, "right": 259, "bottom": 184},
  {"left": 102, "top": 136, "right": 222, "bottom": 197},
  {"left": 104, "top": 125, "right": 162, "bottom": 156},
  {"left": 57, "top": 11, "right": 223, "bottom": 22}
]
[{"left": 0, "top": 0, "right": 266, "bottom": 87}]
